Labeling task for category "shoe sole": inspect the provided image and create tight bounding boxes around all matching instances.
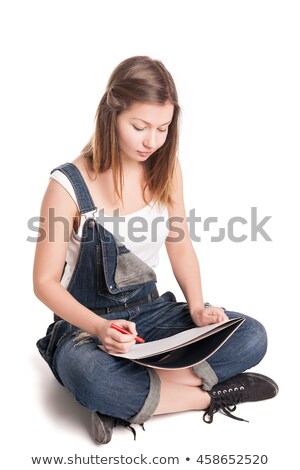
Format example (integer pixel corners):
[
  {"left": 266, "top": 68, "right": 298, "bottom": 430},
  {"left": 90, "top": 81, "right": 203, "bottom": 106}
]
[{"left": 91, "top": 412, "right": 113, "bottom": 444}]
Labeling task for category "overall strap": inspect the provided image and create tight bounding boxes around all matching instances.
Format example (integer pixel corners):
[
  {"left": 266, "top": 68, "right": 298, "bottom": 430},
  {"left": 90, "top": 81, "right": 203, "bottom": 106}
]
[{"left": 51, "top": 162, "right": 97, "bottom": 216}]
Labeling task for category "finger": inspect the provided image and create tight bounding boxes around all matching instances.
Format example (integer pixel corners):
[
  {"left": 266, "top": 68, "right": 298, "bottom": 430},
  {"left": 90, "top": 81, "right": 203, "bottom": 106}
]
[
  {"left": 209, "top": 309, "right": 227, "bottom": 322},
  {"left": 207, "top": 310, "right": 219, "bottom": 318},
  {"left": 105, "top": 332, "right": 136, "bottom": 348},
  {"left": 124, "top": 321, "right": 137, "bottom": 336},
  {"left": 106, "top": 340, "right": 136, "bottom": 354},
  {"left": 110, "top": 329, "right": 136, "bottom": 343},
  {"left": 113, "top": 320, "right": 137, "bottom": 336},
  {"left": 205, "top": 314, "right": 219, "bottom": 324}
]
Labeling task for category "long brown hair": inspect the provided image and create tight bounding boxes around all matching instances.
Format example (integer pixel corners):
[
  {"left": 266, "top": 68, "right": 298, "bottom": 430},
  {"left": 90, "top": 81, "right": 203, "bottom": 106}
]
[{"left": 81, "top": 56, "right": 180, "bottom": 205}]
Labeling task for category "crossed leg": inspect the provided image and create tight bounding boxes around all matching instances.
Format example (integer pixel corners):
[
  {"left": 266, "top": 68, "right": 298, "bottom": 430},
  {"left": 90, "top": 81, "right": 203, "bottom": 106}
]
[{"left": 154, "top": 368, "right": 210, "bottom": 414}]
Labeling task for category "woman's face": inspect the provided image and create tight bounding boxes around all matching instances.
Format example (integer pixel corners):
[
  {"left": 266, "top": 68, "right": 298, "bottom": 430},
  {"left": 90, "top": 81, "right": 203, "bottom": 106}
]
[{"left": 116, "top": 101, "right": 174, "bottom": 163}]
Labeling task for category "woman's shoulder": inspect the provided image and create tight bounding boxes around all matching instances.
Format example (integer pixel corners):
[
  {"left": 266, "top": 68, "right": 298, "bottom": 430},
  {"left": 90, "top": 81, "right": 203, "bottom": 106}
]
[
  {"left": 71, "top": 155, "right": 87, "bottom": 172},
  {"left": 72, "top": 155, "right": 97, "bottom": 181},
  {"left": 50, "top": 155, "right": 89, "bottom": 177},
  {"left": 50, "top": 169, "right": 77, "bottom": 204},
  {"left": 51, "top": 155, "right": 91, "bottom": 190},
  {"left": 48, "top": 156, "right": 87, "bottom": 213},
  {"left": 40, "top": 174, "right": 79, "bottom": 225}
]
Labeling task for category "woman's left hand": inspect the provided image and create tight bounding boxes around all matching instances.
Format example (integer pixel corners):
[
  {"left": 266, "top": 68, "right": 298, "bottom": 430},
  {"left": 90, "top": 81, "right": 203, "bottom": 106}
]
[{"left": 191, "top": 306, "right": 229, "bottom": 327}]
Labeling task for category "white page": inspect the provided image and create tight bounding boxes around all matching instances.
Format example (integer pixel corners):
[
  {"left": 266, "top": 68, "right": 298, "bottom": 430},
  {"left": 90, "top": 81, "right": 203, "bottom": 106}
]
[{"left": 103, "top": 318, "right": 243, "bottom": 359}]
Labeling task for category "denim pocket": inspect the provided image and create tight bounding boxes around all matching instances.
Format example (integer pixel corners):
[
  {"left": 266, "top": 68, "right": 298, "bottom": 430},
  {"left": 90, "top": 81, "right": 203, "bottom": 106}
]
[
  {"left": 96, "top": 238, "right": 157, "bottom": 296},
  {"left": 95, "top": 220, "right": 157, "bottom": 294},
  {"left": 96, "top": 244, "right": 144, "bottom": 302},
  {"left": 114, "top": 241, "right": 157, "bottom": 288}
]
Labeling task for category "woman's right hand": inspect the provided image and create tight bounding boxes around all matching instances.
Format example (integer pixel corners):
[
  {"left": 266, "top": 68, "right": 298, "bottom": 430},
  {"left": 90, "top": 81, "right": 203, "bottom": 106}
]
[{"left": 96, "top": 319, "right": 138, "bottom": 354}]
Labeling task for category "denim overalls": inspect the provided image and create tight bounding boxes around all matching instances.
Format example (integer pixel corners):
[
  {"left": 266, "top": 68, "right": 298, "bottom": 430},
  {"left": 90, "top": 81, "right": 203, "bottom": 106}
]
[{"left": 37, "top": 163, "right": 268, "bottom": 424}]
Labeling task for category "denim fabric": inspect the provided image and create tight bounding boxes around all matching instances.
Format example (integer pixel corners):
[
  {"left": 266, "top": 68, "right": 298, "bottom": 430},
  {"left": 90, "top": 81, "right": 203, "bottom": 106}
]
[
  {"left": 37, "top": 163, "right": 268, "bottom": 424},
  {"left": 52, "top": 296, "right": 267, "bottom": 422}
]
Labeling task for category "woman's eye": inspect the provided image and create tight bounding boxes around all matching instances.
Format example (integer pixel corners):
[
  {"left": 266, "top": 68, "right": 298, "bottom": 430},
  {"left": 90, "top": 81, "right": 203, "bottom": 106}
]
[
  {"left": 158, "top": 128, "right": 167, "bottom": 133},
  {"left": 133, "top": 125, "right": 145, "bottom": 131}
]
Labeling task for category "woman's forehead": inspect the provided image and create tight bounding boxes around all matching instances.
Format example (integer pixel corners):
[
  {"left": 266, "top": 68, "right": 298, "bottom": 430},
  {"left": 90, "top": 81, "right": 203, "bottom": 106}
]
[{"left": 124, "top": 101, "right": 174, "bottom": 125}]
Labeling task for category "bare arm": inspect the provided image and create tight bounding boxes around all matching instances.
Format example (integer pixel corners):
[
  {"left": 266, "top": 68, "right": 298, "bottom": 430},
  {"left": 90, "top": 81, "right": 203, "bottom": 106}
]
[
  {"left": 33, "top": 178, "right": 137, "bottom": 353},
  {"left": 166, "top": 161, "right": 227, "bottom": 326}
]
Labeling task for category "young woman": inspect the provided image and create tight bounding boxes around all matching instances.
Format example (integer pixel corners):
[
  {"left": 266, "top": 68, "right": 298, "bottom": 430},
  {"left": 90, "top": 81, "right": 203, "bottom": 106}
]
[{"left": 34, "top": 56, "right": 278, "bottom": 444}]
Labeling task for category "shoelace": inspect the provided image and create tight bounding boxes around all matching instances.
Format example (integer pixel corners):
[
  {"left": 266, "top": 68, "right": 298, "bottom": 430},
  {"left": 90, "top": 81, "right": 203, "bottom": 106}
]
[
  {"left": 203, "top": 386, "right": 249, "bottom": 424},
  {"left": 114, "top": 419, "right": 145, "bottom": 440}
]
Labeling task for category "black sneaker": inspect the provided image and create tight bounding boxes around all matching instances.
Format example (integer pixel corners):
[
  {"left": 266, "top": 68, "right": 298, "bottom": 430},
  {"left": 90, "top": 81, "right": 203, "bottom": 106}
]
[
  {"left": 91, "top": 412, "right": 141, "bottom": 444},
  {"left": 203, "top": 372, "right": 279, "bottom": 424}
]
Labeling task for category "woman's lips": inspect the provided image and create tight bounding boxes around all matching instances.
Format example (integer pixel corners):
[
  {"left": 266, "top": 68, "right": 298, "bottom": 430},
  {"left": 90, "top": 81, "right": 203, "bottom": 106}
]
[{"left": 137, "top": 151, "right": 152, "bottom": 157}]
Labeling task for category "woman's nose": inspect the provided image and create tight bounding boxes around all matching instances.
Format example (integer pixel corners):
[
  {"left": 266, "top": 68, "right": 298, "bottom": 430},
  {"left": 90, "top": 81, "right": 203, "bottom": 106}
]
[{"left": 143, "top": 132, "right": 156, "bottom": 150}]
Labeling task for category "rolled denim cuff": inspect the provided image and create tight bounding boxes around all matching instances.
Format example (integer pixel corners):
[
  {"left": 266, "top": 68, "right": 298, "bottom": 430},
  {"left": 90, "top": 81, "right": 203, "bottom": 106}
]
[
  {"left": 192, "top": 360, "right": 218, "bottom": 391},
  {"left": 130, "top": 368, "right": 161, "bottom": 424}
]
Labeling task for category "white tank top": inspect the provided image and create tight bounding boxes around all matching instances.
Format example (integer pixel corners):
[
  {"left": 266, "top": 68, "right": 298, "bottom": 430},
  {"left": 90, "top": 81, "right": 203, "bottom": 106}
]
[{"left": 51, "top": 170, "right": 169, "bottom": 287}]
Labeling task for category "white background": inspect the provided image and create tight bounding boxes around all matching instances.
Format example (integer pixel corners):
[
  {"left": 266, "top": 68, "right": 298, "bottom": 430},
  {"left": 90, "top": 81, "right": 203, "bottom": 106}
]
[{"left": 1, "top": 1, "right": 299, "bottom": 468}]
